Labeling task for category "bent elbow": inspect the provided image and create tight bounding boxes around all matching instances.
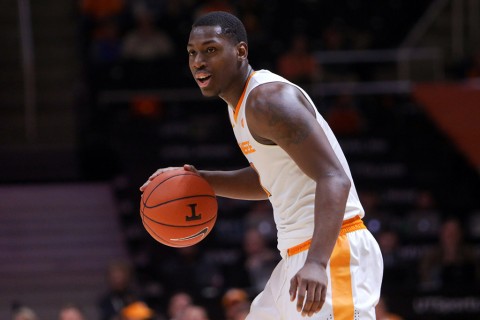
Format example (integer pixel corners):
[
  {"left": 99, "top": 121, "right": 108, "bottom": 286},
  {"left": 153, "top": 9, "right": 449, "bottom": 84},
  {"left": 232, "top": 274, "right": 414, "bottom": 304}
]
[{"left": 337, "top": 172, "right": 351, "bottom": 194}]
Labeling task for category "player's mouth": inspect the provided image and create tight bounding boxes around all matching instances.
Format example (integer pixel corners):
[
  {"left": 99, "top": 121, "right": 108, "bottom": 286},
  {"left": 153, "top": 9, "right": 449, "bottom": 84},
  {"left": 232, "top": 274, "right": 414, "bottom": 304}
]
[{"left": 195, "top": 72, "right": 212, "bottom": 88}]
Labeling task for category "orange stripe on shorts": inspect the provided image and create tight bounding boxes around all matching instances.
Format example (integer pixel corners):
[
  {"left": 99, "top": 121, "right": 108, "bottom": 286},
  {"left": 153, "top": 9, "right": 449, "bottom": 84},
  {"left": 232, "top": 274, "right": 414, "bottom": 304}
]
[{"left": 330, "top": 233, "right": 354, "bottom": 320}]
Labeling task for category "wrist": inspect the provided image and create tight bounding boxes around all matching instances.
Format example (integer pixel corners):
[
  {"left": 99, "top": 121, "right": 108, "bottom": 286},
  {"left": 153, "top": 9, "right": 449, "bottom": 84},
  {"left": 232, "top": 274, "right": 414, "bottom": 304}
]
[{"left": 305, "top": 257, "right": 328, "bottom": 269}]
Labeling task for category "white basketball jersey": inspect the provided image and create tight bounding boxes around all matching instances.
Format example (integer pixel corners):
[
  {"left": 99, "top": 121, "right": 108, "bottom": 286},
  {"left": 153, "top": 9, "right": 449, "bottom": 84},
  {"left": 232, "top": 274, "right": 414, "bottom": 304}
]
[{"left": 228, "top": 70, "right": 364, "bottom": 252}]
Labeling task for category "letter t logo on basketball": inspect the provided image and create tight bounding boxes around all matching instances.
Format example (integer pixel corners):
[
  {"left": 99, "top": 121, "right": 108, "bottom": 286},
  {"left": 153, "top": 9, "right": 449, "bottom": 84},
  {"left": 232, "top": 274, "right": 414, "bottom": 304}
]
[{"left": 186, "top": 203, "right": 202, "bottom": 221}]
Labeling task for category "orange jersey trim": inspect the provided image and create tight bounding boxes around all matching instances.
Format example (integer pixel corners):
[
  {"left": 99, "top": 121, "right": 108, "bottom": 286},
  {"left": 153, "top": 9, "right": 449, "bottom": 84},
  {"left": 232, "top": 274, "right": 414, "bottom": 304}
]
[
  {"left": 286, "top": 216, "right": 364, "bottom": 256},
  {"left": 233, "top": 71, "right": 256, "bottom": 123}
]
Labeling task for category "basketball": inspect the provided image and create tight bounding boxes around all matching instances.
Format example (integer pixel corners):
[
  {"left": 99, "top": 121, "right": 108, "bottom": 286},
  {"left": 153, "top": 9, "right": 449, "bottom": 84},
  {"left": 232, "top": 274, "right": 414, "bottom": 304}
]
[{"left": 140, "top": 169, "right": 218, "bottom": 247}]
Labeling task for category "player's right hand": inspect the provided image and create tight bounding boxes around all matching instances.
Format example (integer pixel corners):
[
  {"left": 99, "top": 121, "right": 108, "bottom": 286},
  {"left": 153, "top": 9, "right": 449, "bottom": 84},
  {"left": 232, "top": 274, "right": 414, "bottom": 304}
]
[
  {"left": 139, "top": 164, "right": 198, "bottom": 192},
  {"left": 289, "top": 261, "right": 327, "bottom": 317}
]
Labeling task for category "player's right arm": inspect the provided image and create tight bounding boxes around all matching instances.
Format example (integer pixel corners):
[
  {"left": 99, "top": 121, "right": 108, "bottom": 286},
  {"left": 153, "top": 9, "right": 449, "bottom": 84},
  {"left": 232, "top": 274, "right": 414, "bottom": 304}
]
[
  {"left": 140, "top": 164, "right": 268, "bottom": 201},
  {"left": 197, "top": 165, "right": 268, "bottom": 200}
]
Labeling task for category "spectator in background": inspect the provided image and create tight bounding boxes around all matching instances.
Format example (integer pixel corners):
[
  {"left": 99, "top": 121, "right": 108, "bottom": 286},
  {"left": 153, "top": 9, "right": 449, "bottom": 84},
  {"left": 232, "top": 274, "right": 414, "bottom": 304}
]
[
  {"left": 325, "top": 93, "right": 365, "bottom": 136},
  {"left": 194, "top": 0, "right": 236, "bottom": 20},
  {"left": 376, "top": 228, "right": 410, "bottom": 295},
  {"left": 176, "top": 305, "right": 209, "bottom": 320},
  {"left": 120, "top": 301, "right": 155, "bottom": 320},
  {"left": 230, "top": 305, "right": 249, "bottom": 320},
  {"left": 167, "top": 292, "right": 193, "bottom": 320},
  {"left": 320, "top": 23, "right": 356, "bottom": 81},
  {"left": 80, "top": 0, "right": 125, "bottom": 22},
  {"left": 90, "top": 19, "right": 123, "bottom": 65},
  {"left": 276, "top": 33, "right": 322, "bottom": 84},
  {"left": 375, "top": 296, "right": 403, "bottom": 320},
  {"left": 121, "top": 4, "right": 176, "bottom": 88},
  {"left": 221, "top": 288, "right": 250, "bottom": 320},
  {"left": 156, "top": 246, "right": 223, "bottom": 301},
  {"left": 404, "top": 190, "right": 441, "bottom": 240},
  {"left": 242, "top": 228, "right": 279, "bottom": 296},
  {"left": 12, "top": 307, "right": 38, "bottom": 320},
  {"left": 58, "top": 304, "right": 86, "bottom": 320},
  {"left": 121, "top": 6, "right": 175, "bottom": 61},
  {"left": 78, "top": 0, "right": 126, "bottom": 60},
  {"left": 127, "top": 0, "right": 167, "bottom": 20},
  {"left": 98, "top": 261, "right": 140, "bottom": 320},
  {"left": 321, "top": 23, "right": 348, "bottom": 51},
  {"left": 162, "top": 0, "right": 197, "bottom": 50},
  {"left": 243, "top": 201, "right": 276, "bottom": 243},
  {"left": 236, "top": 0, "right": 270, "bottom": 64},
  {"left": 87, "top": 17, "right": 124, "bottom": 89},
  {"left": 419, "top": 217, "right": 480, "bottom": 293}
]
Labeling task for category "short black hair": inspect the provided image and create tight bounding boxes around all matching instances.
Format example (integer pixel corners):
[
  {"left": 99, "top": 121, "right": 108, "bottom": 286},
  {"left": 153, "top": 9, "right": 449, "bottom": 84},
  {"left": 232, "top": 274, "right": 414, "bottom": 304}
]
[{"left": 192, "top": 11, "right": 248, "bottom": 44}]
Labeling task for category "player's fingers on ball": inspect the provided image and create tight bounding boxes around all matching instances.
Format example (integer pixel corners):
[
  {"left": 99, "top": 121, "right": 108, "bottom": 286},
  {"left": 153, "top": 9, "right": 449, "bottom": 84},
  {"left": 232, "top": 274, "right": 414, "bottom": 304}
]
[
  {"left": 184, "top": 164, "right": 198, "bottom": 173},
  {"left": 140, "top": 177, "right": 157, "bottom": 191},
  {"left": 139, "top": 181, "right": 148, "bottom": 192},
  {"left": 142, "top": 167, "right": 179, "bottom": 191},
  {"left": 148, "top": 170, "right": 162, "bottom": 180},
  {"left": 149, "top": 167, "right": 177, "bottom": 180}
]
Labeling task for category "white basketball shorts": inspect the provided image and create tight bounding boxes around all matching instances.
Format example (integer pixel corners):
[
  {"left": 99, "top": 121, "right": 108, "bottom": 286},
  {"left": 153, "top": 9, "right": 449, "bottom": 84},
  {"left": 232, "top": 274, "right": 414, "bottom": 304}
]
[{"left": 246, "top": 216, "right": 384, "bottom": 320}]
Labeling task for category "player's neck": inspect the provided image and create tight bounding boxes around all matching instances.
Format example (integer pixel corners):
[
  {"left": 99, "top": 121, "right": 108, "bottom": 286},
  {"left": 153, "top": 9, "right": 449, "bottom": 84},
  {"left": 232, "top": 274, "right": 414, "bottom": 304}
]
[{"left": 222, "top": 64, "right": 254, "bottom": 109}]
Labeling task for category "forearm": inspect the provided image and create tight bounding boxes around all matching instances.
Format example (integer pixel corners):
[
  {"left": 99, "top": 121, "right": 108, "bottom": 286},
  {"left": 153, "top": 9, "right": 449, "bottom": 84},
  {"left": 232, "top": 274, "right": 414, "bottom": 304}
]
[
  {"left": 306, "top": 175, "right": 351, "bottom": 267},
  {"left": 198, "top": 166, "right": 268, "bottom": 200}
]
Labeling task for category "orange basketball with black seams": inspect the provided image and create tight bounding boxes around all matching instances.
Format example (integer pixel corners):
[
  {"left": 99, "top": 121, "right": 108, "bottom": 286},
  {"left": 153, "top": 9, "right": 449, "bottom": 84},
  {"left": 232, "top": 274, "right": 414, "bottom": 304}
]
[{"left": 140, "top": 169, "right": 217, "bottom": 247}]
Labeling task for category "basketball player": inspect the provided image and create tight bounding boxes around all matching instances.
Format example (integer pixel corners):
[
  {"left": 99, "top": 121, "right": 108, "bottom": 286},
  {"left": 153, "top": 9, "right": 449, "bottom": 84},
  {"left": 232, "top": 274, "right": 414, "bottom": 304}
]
[{"left": 141, "top": 11, "right": 383, "bottom": 319}]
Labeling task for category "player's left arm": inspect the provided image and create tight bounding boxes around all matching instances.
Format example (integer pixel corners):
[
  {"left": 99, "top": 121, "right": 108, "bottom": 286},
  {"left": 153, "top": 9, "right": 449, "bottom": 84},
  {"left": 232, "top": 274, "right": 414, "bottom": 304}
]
[{"left": 246, "top": 82, "right": 351, "bottom": 317}]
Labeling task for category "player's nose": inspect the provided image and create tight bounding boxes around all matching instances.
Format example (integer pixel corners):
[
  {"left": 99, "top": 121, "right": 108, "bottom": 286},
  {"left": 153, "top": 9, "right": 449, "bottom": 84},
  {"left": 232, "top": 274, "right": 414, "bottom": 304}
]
[{"left": 192, "top": 53, "right": 206, "bottom": 69}]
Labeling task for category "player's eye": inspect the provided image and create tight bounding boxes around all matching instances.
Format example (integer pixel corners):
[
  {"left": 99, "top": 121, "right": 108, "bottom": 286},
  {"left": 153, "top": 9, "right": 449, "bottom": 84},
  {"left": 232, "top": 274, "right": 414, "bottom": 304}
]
[
  {"left": 206, "top": 47, "right": 216, "bottom": 54},
  {"left": 188, "top": 50, "right": 195, "bottom": 56}
]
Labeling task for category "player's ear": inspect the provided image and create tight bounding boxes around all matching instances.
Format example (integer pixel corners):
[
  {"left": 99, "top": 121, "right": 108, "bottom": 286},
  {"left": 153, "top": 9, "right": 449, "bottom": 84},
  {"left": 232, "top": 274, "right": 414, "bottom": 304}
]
[{"left": 237, "top": 42, "right": 248, "bottom": 61}]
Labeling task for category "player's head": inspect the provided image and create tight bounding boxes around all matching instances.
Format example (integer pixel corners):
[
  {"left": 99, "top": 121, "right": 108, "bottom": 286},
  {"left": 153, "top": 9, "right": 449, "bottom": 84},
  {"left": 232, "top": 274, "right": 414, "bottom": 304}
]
[
  {"left": 192, "top": 11, "right": 248, "bottom": 45},
  {"left": 188, "top": 11, "right": 249, "bottom": 100}
]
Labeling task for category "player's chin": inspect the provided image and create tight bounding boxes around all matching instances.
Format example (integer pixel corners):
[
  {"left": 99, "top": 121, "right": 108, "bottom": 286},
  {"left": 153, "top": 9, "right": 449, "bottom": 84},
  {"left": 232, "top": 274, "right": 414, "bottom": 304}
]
[{"left": 199, "top": 87, "right": 218, "bottom": 97}]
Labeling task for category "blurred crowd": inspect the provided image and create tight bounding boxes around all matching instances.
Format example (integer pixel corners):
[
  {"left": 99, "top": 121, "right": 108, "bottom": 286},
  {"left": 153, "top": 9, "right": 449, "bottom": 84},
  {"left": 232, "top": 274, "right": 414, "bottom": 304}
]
[{"left": 76, "top": 0, "right": 440, "bottom": 92}]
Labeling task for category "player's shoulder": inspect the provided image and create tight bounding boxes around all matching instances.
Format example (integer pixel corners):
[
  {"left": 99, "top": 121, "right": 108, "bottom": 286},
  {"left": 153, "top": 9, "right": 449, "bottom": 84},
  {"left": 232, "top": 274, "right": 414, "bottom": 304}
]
[
  {"left": 249, "top": 70, "right": 293, "bottom": 97},
  {"left": 247, "top": 82, "right": 289, "bottom": 112},
  {"left": 252, "top": 69, "right": 290, "bottom": 84},
  {"left": 249, "top": 81, "right": 300, "bottom": 106}
]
